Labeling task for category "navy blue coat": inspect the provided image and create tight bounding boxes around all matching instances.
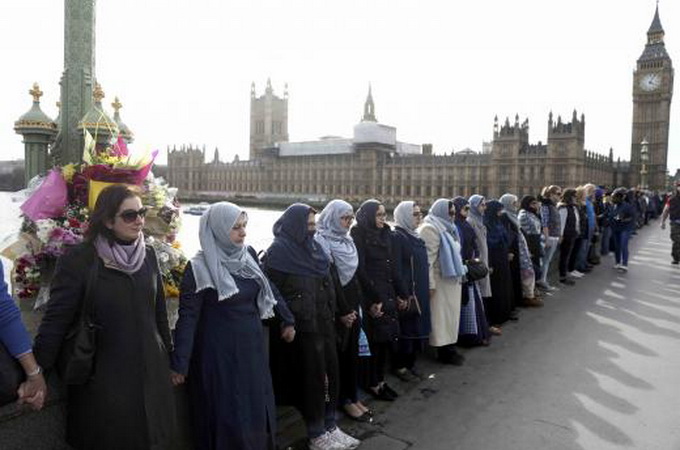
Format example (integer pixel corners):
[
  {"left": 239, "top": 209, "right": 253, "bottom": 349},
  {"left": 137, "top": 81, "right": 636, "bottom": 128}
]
[
  {"left": 392, "top": 227, "right": 431, "bottom": 340},
  {"left": 172, "top": 259, "right": 287, "bottom": 450}
]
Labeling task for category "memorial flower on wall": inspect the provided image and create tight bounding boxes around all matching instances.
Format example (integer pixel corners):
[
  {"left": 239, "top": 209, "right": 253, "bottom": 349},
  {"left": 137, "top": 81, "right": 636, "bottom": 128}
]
[{"left": 8, "top": 134, "right": 186, "bottom": 305}]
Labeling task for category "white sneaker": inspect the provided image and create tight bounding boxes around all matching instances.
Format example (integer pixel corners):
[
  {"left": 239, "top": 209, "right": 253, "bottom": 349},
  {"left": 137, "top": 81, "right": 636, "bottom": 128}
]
[
  {"left": 569, "top": 270, "right": 584, "bottom": 278},
  {"left": 310, "top": 432, "right": 346, "bottom": 450},
  {"left": 614, "top": 264, "right": 621, "bottom": 270},
  {"left": 328, "top": 427, "right": 361, "bottom": 449},
  {"left": 620, "top": 265, "right": 628, "bottom": 272}
]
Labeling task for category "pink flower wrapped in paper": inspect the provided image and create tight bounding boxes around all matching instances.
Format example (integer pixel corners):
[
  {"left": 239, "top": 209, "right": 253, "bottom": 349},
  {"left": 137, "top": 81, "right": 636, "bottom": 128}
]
[{"left": 20, "top": 169, "right": 68, "bottom": 221}]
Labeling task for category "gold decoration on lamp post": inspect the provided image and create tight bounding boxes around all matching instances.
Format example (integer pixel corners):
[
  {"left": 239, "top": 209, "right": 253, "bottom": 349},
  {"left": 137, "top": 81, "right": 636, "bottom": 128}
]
[{"left": 29, "top": 83, "right": 43, "bottom": 102}]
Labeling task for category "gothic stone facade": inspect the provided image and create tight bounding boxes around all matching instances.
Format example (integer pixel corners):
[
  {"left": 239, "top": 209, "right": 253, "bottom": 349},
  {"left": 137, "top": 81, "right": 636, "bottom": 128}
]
[{"left": 167, "top": 98, "right": 619, "bottom": 207}]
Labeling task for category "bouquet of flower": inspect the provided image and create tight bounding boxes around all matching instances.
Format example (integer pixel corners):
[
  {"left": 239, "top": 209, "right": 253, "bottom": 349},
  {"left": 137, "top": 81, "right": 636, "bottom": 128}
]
[{"left": 8, "top": 134, "right": 186, "bottom": 305}]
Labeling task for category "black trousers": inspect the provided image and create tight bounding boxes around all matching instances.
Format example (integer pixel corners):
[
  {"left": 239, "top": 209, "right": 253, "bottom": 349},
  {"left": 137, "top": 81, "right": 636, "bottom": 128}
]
[
  {"left": 337, "top": 323, "right": 360, "bottom": 405},
  {"left": 559, "top": 235, "right": 577, "bottom": 278}
]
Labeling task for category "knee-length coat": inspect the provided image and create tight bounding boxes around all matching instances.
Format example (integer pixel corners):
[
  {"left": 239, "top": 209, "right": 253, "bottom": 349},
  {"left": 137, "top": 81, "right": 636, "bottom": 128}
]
[
  {"left": 35, "top": 243, "right": 177, "bottom": 450},
  {"left": 418, "top": 222, "right": 462, "bottom": 347}
]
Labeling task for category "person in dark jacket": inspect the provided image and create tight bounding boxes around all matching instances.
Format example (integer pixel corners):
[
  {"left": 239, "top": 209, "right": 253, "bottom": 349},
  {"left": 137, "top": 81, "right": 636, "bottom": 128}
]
[
  {"left": 0, "top": 259, "right": 46, "bottom": 410},
  {"left": 170, "top": 202, "right": 294, "bottom": 450},
  {"left": 595, "top": 188, "right": 613, "bottom": 258},
  {"left": 34, "top": 184, "right": 177, "bottom": 450},
  {"left": 610, "top": 188, "right": 636, "bottom": 272},
  {"left": 265, "top": 203, "right": 360, "bottom": 450},
  {"left": 314, "top": 200, "right": 372, "bottom": 423},
  {"left": 538, "top": 185, "right": 562, "bottom": 290},
  {"left": 391, "top": 200, "right": 431, "bottom": 379},
  {"left": 557, "top": 188, "right": 581, "bottom": 285},
  {"left": 351, "top": 199, "right": 406, "bottom": 401},
  {"left": 484, "top": 200, "right": 515, "bottom": 327},
  {"left": 453, "top": 197, "right": 492, "bottom": 346},
  {"left": 661, "top": 182, "right": 680, "bottom": 264}
]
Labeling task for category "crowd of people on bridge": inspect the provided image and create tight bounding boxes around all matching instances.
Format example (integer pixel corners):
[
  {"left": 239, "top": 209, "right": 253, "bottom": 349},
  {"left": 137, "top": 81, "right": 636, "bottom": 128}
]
[{"left": 1, "top": 181, "right": 678, "bottom": 450}]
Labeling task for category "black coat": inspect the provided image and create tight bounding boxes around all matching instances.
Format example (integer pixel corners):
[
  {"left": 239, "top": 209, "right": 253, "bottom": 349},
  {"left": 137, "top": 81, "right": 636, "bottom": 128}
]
[
  {"left": 35, "top": 243, "right": 176, "bottom": 450},
  {"left": 264, "top": 267, "right": 339, "bottom": 425},
  {"left": 350, "top": 225, "right": 405, "bottom": 343}
]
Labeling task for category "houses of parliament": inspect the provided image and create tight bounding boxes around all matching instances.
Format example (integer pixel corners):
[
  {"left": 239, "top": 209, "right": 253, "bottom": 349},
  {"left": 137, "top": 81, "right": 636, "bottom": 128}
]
[{"left": 167, "top": 7, "right": 674, "bottom": 206}]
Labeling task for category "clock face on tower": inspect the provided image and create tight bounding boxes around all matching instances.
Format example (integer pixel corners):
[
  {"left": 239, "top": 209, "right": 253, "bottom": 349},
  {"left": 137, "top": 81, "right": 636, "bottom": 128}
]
[{"left": 639, "top": 72, "right": 662, "bottom": 92}]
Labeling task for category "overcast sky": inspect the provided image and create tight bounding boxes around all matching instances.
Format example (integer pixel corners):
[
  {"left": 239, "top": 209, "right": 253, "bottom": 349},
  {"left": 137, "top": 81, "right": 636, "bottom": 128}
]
[{"left": 1, "top": 0, "right": 678, "bottom": 174}]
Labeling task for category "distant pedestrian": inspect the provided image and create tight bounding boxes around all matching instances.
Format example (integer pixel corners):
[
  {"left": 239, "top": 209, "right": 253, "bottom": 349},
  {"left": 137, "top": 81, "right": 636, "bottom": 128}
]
[
  {"left": 660, "top": 182, "right": 680, "bottom": 265},
  {"left": 518, "top": 195, "right": 543, "bottom": 290},
  {"left": 558, "top": 188, "right": 580, "bottom": 285},
  {"left": 609, "top": 188, "right": 636, "bottom": 272},
  {"left": 538, "top": 185, "right": 562, "bottom": 290}
]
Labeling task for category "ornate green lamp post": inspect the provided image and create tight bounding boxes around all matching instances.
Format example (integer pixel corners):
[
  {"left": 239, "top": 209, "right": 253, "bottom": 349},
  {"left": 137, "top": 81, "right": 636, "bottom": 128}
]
[
  {"left": 640, "top": 138, "right": 649, "bottom": 190},
  {"left": 14, "top": 83, "right": 57, "bottom": 185}
]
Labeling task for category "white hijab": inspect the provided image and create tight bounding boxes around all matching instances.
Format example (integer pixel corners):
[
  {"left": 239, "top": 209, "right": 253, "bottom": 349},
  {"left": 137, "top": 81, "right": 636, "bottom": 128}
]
[{"left": 314, "top": 199, "right": 358, "bottom": 287}]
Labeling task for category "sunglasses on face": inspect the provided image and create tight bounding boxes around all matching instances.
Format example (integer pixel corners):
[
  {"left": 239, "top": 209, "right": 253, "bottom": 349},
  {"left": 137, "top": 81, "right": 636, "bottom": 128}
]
[
  {"left": 413, "top": 211, "right": 423, "bottom": 217},
  {"left": 462, "top": 205, "right": 471, "bottom": 211},
  {"left": 117, "top": 207, "right": 148, "bottom": 224}
]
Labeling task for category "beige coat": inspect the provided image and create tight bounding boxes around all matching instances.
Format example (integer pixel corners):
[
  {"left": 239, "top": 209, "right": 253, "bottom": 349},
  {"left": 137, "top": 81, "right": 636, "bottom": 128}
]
[{"left": 418, "top": 222, "right": 462, "bottom": 347}]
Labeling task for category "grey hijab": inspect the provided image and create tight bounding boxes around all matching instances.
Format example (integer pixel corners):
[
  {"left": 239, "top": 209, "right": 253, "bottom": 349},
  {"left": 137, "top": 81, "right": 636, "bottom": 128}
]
[
  {"left": 500, "top": 193, "right": 520, "bottom": 227},
  {"left": 468, "top": 194, "right": 486, "bottom": 226},
  {"left": 191, "top": 202, "right": 276, "bottom": 319},
  {"left": 314, "top": 199, "right": 358, "bottom": 287},
  {"left": 394, "top": 201, "right": 419, "bottom": 237}
]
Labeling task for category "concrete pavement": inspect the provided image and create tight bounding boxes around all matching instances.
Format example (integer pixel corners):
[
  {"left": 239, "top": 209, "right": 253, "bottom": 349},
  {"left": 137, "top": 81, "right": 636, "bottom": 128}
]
[{"left": 341, "top": 223, "right": 680, "bottom": 450}]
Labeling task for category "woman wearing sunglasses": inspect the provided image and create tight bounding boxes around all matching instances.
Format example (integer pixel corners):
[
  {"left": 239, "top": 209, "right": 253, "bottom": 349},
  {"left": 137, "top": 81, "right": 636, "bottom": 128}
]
[{"left": 34, "top": 184, "right": 177, "bottom": 450}]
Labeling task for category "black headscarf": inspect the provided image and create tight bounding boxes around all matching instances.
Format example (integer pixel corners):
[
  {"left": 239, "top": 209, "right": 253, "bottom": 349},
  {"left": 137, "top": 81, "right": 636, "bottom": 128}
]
[
  {"left": 355, "top": 199, "right": 391, "bottom": 245},
  {"left": 484, "top": 200, "right": 508, "bottom": 248},
  {"left": 265, "top": 203, "right": 330, "bottom": 277},
  {"left": 520, "top": 195, "right": 537, "bottom": 213},
  {"left": 452, "top": 196, "right": 469, "bottom": 224}
]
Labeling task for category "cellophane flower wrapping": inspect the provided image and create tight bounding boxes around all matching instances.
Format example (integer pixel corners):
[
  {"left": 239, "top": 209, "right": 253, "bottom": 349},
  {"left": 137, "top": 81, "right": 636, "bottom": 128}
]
[{"left": 10, "top": 135, "right": 186, "bottom": 304}]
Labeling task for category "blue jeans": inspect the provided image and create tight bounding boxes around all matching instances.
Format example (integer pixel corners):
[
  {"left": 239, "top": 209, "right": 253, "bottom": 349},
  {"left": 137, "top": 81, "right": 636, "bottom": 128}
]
[
  {"left": 540, "top": 237, "right": 559, "bottom": 284},
  {"left": 612, "top": 229, "right": 632, "bottom": 266},
  {"left": 600, "top": 226, "right": 612, "bottom": 256},
  {"left": 575, "top": 238, "right": 590, "bottom": 271}
]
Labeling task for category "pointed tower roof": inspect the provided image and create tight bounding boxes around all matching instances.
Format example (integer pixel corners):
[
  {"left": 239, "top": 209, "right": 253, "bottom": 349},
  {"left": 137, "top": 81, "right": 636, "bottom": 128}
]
[
  {"left": 648, "top": 4, "right": 664, "bottom": 35},
  {"left": 639, "top": 3, "right": 670, "bottom": 63},
  {"left": 362, "top": 84, "right": 377, "bottom": 122},
  {"left": 15, "top": 83, "right": 57, "bottom": 134}
]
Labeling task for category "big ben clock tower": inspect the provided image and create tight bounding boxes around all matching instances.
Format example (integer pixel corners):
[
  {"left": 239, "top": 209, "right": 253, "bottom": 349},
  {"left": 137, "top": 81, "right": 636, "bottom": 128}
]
[{"left": 630, "top": 5, "right": 674, "bottom": 189}]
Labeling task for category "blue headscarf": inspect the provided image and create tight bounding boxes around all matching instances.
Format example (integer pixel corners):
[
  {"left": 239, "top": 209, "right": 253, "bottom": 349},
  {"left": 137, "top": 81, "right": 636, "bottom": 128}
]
[
  {"left": 484, "top": 200, "right": 509, "bottom": 249},
  {"left": 315, "top": 200, "right": 358, "bottom": 286},
  {"left": 423, "top": 198, "right": 466, "bottom": 279},
  {"left": 266, "top": 203, "right": 330, "bottom": 277}
]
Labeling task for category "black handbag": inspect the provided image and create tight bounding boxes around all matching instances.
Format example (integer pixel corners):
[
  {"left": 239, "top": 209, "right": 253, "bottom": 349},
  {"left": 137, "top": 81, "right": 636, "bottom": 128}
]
[
  {"left": 0, "top": 342, "right": 24, "bottom": 406},
  {"left": 57, "top": 257, "right": 100, "bottom": 385},
  {"left": 465, "top": 258, "right": 489, "bottom": 282},
  {"left": 399, "top": 256, "right": 422, "bottom": 317}
]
